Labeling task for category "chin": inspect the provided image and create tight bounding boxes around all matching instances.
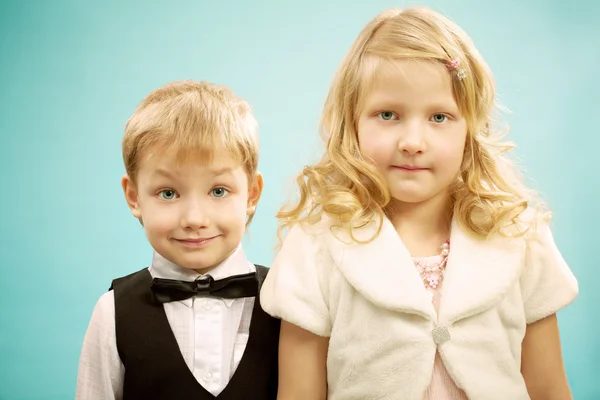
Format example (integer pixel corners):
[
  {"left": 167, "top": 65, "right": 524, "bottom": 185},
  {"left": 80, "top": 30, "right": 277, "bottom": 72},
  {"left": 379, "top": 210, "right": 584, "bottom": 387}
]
[
  {"left": 389, "top": 191, "right": 431, "bottom": 204},
  {"left": 390, "top": 186, "right": 453, "bottom": 207},
  {"left": 181, "top": 257, "right": 223, "bottom": 271},
  {"left": 159, "top": 252, "right": 217, "bottom": 272}
]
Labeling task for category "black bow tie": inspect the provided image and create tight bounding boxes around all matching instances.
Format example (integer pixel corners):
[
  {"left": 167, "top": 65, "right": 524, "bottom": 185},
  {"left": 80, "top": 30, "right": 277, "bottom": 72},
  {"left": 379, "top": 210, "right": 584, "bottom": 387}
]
[{"left": 150, "top": 272, "right": 258, "bottom": 304}]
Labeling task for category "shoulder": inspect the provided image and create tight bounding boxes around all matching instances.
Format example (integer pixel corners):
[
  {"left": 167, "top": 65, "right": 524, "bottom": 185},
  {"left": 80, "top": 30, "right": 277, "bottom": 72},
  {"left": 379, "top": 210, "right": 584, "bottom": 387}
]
[
  {"left": 260, "top": 218, "right": 337, "bottom": 336},
  {"left": 110, "top": 268, "right": 151, "bottom": 291},
  {"left": 511, "top": 207, "right": 564, "bottom": 258},
  {"left": 88, "top": 290, "right": 116, "bottom": 330},
  {"left": 277, "top": 217, "right": 336, "bottom": 260},
  {"left": 98, "top": 290, "right": 115, "bottom": 313},
  {"left": 281, "top": 213, "right": 373, "bottom": 251},
  {"left": 480, "top": 207, "right": 551, "bottom": 253},
  {"left": 253, "top": 264, "right": 270, "bottom": 284},
  {"left": 508, "top": 206, "right": 550, "bottom": 241},
  {"left": 512, "top": 209, "right": 578, "bottom": 323},
  {"left": 285, "top": 215, "right": 336, "bottom": 240},
  {"left": 254, "top": 264, "right": 267, "bottom": 273}
]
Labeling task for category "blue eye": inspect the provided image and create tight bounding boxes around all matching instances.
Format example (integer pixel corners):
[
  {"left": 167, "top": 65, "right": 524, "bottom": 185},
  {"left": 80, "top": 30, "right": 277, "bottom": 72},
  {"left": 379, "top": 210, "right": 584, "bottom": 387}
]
[
  {"left": 211, "top": 187, "right": 229, "bottom": 198},
  {"left": 431, "top": 114, "right": 448, "bottom": 124},
  {"left": 159, "top": 189, "right": 177, "bottom": 200},
  {"left": 378, "top": 111, "right": 396, "bottom": 121}
]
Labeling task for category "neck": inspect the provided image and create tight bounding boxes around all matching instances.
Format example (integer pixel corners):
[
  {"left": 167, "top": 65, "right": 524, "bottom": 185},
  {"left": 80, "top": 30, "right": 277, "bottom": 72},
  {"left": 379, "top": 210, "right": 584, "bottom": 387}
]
[{"left": 387, "top": 191, "right": 453, "bottom": 256}]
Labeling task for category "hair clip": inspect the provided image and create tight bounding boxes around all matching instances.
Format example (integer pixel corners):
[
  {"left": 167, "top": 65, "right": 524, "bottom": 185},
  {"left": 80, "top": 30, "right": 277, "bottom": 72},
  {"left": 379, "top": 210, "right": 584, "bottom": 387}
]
[{"left": 445, "top": 58, "right": 467, "bottom": 80}]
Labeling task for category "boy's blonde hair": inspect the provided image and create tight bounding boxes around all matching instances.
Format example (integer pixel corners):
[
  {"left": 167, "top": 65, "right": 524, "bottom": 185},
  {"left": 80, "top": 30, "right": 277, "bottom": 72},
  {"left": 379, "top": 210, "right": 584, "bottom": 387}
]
[
  {"left": 123, "top": 80, "right": 259, "bottom": 185},
  {"left": 279, "top": 7, "right": 546, "bottom": 241}
]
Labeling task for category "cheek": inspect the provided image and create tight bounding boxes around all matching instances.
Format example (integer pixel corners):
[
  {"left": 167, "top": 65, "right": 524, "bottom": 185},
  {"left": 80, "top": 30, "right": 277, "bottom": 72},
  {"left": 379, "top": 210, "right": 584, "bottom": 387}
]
[
  {"left": 217, "top": 196, "right": 249, "bottom": 230},
  {"left": 141, "top": 205, "right": 176, "bottom": 232},
  {"left": 358, "top": 122, "right": 392, "bottom": 165},
  {"left": 436, "top": 138, "right": 466, "bottom": 173}
]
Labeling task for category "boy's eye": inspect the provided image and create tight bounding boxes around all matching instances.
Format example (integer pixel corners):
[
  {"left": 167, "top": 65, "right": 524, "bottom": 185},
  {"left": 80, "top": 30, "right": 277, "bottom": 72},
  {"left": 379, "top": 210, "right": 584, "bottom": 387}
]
[
  {"left": 431, "top": 114, "right": 448, "bottom": 124},
  {"left": 378, "top": 111, "right": 397, "bottom": 121},
  {"left": 159, "top": 189, "right": 177, "bottom": 200},
  {"left": 211, "top": 187, "right": 229, "bottom": 198}
]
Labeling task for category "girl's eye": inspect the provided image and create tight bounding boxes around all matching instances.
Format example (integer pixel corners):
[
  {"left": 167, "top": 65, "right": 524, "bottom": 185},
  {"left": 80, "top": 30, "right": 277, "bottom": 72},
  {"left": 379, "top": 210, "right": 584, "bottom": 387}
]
[
  {"left": 159, "top": 189, "right": 177, "bottom": 200},
  {"left": 378, "top": 111, "right": 397, "bottom": 121},
  {"left": 211, "top": 187, "right": 230, "bottom": 198},
  {"left": 431, "top": 114, "right": 448, "bottom": 124}
]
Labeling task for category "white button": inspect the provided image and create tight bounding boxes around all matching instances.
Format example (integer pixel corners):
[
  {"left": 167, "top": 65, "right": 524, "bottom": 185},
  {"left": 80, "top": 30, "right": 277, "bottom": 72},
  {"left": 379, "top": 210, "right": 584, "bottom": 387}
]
[
  {"left": 204, "top": 301, "right": 212, "bottom": 310},
  {"left": 432, "top": 326, "right": 451, "bottom": 345},
  {"left": 202, "top": 372, "right": 212, "bottom": 382}
]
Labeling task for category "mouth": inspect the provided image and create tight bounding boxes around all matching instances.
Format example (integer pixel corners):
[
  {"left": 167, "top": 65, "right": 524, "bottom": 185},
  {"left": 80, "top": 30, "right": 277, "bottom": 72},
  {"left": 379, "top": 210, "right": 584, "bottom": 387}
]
[
  {"left": 174, "top": 236, "right": 219, "bottom": 247},
  {"left": 393, "top": 165, "right": 429, "bottom": 172}
]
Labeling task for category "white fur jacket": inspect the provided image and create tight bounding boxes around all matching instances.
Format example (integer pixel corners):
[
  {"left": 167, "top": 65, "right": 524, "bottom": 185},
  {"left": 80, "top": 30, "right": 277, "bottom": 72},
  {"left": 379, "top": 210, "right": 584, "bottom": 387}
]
[{"left": 260, "top": 214, "right": 578, "bottom": 400}]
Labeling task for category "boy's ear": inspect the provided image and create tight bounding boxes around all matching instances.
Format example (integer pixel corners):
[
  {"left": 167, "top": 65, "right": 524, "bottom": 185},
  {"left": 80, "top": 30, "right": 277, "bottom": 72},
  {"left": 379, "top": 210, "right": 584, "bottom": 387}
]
[
  {"left": 246, "top": 171, "right": 264, "bottom": 216},
  {"left": 121, "top": 174, "right": 142, "bottom": 219}
]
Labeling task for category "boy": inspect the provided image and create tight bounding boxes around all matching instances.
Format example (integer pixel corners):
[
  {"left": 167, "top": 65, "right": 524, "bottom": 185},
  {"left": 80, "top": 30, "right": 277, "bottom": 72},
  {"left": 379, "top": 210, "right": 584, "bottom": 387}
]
[{"left": 75, "top": 81, "right": 280, "bottom": 399}]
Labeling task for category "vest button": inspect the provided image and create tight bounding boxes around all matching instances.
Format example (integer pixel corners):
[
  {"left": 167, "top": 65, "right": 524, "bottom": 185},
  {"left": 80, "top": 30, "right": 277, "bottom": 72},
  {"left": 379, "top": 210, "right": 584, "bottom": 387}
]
[{"left": 432, "top": 326, "right": 451, "bottom": 345}]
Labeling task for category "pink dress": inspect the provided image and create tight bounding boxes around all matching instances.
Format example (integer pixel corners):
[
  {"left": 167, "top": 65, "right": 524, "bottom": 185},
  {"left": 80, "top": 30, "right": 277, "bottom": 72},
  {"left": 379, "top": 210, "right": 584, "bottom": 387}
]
[{"left": 415, "top": 255, "right": 469, "bottom": 400}]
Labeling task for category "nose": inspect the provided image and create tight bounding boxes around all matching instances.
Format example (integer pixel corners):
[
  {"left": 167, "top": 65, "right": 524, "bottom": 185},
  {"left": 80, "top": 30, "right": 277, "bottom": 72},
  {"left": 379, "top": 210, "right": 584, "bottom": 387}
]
[
  {"left": 181, "top": 199, "right": 210, "bottom": 230},
  {"left": 398, "top": 120, "right": 426, "bottom": 156}
]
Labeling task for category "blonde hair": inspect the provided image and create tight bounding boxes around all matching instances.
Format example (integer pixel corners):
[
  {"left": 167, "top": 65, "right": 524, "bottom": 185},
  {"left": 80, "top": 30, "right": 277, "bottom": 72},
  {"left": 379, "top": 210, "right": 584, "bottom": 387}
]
[
  {"left": 123, "top": 80, "right": 259, "bottom": 185},
  {"left": 279, "top": 7, "right": 547, "bottom": 242}
]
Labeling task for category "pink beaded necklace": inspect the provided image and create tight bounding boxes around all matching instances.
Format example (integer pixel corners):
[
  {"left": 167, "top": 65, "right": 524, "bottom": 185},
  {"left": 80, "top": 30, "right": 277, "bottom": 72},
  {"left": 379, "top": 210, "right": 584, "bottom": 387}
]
[{"left": 412, "top": 240, "right": 450, "bottom": 290}]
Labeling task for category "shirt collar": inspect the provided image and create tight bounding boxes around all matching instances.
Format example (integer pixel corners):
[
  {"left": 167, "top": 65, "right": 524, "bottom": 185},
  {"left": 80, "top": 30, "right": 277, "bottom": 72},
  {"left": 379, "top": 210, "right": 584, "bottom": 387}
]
[{"left": 149, "top": 245, "right": 255, "bottom": 308}]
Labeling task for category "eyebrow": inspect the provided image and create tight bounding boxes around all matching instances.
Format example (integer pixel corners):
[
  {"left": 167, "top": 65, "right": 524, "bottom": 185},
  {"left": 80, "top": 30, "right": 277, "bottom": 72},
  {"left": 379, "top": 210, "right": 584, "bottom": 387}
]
[
  {"left": 152, "top": 168, "right": 176, "bottom": 179},
  {"left": 210, "top": 166, "right": 235, "bottom": 176},
  {"left": 365, "top": 97, "right": 460, "bottom": 113},
  {"left": 151, "top": 166, "right": 235, "bottom": 178}
]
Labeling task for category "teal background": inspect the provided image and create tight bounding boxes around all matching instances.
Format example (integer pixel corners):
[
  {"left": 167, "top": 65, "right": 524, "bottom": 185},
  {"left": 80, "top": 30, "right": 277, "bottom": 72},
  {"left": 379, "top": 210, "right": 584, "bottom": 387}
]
[{"left": 0, "top": 0, "right": 597, "bottom": 398}]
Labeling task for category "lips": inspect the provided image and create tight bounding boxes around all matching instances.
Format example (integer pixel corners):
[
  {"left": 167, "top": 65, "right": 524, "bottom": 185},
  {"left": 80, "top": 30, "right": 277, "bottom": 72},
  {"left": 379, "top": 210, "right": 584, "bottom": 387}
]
[
  {"left": 394, "top": 165, "right": 428, "bottom": 171},
  {"left": 174, "top": 236, "right": 218, "bottom": 246}
]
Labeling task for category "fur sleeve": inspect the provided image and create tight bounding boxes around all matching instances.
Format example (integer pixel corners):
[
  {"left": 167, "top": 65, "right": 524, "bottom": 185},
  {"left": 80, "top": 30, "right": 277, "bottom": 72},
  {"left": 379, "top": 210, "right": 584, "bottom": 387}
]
[
  {"left": 521, "top": 222, "right": 578, "bottom": 324},
  {"left": 260, "top": 223, "right": 332, "bottom": 337}
]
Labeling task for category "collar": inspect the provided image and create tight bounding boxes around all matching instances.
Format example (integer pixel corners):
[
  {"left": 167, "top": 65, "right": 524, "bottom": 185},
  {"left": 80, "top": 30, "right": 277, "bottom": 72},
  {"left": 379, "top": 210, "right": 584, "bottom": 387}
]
[
  {"left": 149, "top": 245, "right": 255, "bottom": 308},
  {"left": 323, "top": 215, "right": 526, "bottom": 323}
]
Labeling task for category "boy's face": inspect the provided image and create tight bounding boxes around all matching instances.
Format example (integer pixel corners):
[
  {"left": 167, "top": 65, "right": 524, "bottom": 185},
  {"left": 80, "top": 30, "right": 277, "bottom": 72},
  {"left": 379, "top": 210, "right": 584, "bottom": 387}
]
[{"left": 122, "top": 147, "right": 263, "bottom": 274}]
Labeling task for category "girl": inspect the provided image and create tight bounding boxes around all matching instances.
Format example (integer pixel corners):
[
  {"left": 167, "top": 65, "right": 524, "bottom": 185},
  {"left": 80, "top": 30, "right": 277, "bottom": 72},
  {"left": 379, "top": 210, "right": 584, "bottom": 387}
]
[{"left": 260, "top": 7, "right": 578, "bottom": 400}]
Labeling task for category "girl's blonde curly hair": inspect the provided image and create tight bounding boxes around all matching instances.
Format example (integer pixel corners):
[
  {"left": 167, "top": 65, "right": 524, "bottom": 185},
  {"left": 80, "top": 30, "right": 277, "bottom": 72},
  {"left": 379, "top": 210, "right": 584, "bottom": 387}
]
[{"left": 278, "top": 7, "right": 547, "bottom": 242}]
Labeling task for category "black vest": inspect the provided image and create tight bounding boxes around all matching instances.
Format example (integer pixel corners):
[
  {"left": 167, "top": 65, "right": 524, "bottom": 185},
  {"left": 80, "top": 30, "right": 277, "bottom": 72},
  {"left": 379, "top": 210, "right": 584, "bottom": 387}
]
[{"left": 111, "top": 265, "right": 280, "bottom": 400}]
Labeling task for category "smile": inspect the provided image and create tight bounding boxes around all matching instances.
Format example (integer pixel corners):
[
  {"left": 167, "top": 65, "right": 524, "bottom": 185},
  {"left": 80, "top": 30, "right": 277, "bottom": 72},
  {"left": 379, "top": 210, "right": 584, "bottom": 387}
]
[{"left": 174, "top": 236, "right": 218, "bottom": 247}]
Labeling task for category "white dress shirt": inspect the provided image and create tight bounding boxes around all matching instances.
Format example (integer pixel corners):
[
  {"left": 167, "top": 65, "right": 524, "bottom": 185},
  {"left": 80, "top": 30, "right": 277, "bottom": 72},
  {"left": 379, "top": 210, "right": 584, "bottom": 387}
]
[{"left": 75, "top": 246, "right": 256, "bottom": 400}]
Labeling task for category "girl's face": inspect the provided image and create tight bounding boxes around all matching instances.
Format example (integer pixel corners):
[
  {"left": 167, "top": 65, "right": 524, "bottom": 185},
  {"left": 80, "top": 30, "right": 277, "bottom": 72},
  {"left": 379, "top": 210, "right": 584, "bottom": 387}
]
[{"left": 357, "top": 59, "right": 468, "bottom": 208}]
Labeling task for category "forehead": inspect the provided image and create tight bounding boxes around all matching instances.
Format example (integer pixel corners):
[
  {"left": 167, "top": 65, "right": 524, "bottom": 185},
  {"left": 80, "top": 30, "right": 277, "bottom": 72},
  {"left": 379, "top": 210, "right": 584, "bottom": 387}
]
[
  {"left": 139, "top": 145, "right": 245, "bottom": 177},
  {"left": 359, "top": 58, "right": 457, "bottom": 109}
]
